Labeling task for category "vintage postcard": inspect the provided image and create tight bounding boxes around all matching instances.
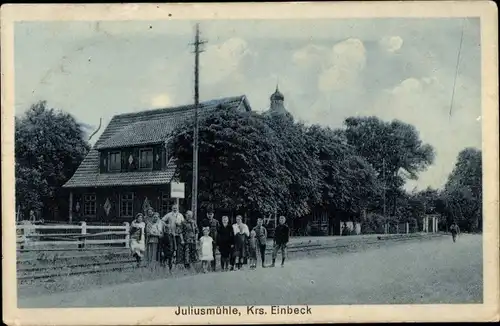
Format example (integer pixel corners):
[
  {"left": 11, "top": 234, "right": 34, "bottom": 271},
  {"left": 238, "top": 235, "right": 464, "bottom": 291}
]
[{"left": 2, "top": 1, "right": 499, "bottom": 325}]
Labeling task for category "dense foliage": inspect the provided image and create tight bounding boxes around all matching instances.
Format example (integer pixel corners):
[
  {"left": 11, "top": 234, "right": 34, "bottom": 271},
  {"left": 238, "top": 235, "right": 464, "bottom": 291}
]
[
  {"left": 15, "top": 101, "right": 90, "bottom": 220},
  {"left": 343, "top": 117, "right": 436, "bottom": 217},
  {"left": 440, "top": 148, "right": 482, "bottom": 232},
  {"left": 171, "top": 110, "right": 393, "bottom": 223},
  {"left": 15, "top": 100, "right": 481, "bottom": 234}
]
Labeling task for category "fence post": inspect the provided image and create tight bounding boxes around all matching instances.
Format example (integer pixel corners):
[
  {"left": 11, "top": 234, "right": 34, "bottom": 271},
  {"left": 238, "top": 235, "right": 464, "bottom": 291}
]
[
  {"left": 406, "top": 222, "right": 409, "bottom": 234},
  {"left": 396, "top": 223, "right": 399, "bottom": 234},
  {"left": 19, "top": 224, "right": 26, "bottom": 250},
  {"left": 79, "top": 221, "right": 87, "bottom": 249},
  {"left": 124, "top": 222, "right": 130, "bottom": 248}
]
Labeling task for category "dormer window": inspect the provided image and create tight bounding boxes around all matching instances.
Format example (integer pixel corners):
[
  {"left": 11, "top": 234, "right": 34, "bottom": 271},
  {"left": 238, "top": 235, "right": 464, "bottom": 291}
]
[
  {"left": 139, "top": 148, "right": 153, "bottom": 170},
  {"left": 108, "top": 151, "right": 121, "bottom": 172}
]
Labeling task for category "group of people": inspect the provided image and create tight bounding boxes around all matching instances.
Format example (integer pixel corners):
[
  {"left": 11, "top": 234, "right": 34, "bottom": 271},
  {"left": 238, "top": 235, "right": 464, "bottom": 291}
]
[{"left": 128, "top": 205, "right": 291, "bottom": 273}]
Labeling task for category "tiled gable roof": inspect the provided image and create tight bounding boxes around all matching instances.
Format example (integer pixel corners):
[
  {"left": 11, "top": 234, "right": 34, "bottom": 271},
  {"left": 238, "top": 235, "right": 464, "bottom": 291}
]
[{"left": 63, "top": 95, "right": 251, "bottom": 188}]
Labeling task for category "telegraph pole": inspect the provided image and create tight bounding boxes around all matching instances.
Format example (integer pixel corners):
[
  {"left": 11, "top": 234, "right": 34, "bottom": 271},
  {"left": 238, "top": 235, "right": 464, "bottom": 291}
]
[
  {"left": 190, "top": 23, "right": 206, "bottom": 222},
  {"left": 382, "top": 158, "right": 386, "bottom": 218}
]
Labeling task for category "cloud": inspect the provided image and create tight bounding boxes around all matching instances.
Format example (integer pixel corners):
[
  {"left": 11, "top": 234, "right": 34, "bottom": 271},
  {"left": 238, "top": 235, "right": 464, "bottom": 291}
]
[
  {"left": 379, "top": 36, "right": 404, "bottom": 53},
  {"left": 292, "top": 44, "right": 328, "bottom": 69},
  {"left": 150, "top": 93, "right": 173, "bottom": 108},
  {"left": 369, "top": 74, "right": 481, "bottom": 190},
  {"left": 201, "top": 37, "right": 254, "bottom": 85},
  {"left": 318, "top": 38, "right": 367, "bottom": 92}
]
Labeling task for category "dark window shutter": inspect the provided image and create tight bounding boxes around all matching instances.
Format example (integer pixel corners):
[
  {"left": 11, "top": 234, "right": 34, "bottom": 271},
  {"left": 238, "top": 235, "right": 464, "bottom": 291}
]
[
  {"left": 153, "top": 146, "right": 161, "bottom": 171},
  {"left": 133, "top": 147, "right": 140, "bottom": 171},
  {"left": 99, "top": 151, "right": 106, "bottom": 173},
  {"left": 121, "top": 149, "right": 129, "bottom": 172}
]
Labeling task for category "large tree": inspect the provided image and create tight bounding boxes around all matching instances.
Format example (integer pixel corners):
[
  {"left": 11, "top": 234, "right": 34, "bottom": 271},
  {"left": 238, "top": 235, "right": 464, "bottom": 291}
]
[
  {"left": 15, "top": 101, "right": 90, "bottom": 220},
  {"left": 343, "top": 116, "right": 435, "bottom": 216},
  {"left": 170, "top": 108, "right": 292, "bottom": 219},
  {"left": 441, "top": 147, "right": 482, "bottom": 232},
  {"left": 305, "top": 124, "right": 382, "bottom": 218},
  {"left": 263, "top": 114, "right": 323, "bottom": 218}
]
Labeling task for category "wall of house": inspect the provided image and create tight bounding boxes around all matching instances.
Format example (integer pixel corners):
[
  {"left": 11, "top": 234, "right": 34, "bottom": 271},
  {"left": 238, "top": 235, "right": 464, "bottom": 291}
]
[{"left": 70, "top": 185, "right": 187, "bottom": 223}]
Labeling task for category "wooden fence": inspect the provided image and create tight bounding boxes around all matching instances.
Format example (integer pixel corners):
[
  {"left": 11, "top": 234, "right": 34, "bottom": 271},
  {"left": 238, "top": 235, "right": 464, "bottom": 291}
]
[{"left": 16, "top": 222, "right": 130, "bottom": 251}]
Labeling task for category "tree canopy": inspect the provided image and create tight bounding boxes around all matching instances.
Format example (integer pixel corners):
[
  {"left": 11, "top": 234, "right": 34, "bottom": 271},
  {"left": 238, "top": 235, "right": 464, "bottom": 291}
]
[
  {"left": 343, "top": 116, "right": 435, "bottom": 216},
  {"left": 441, "top": 148, "right": 482, "bottom": 231},
  {"left": 15, "top": 101, "right": 90, "bottom": 220},
  {"left": 171, "top": 109, "right": 291, "bottom": 217},
  {"left": 171, "top": 109, "right": 385, "bottom": 223}
]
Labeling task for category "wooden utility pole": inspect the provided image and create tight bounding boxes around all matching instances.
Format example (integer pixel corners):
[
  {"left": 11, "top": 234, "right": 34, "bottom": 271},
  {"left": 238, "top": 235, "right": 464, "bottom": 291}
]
[
  {"left": 382, "top": 158, "right": 386, "bottom": 218},
  {"left": 190, "top": 23, "right": 206, "bottom": 222}
]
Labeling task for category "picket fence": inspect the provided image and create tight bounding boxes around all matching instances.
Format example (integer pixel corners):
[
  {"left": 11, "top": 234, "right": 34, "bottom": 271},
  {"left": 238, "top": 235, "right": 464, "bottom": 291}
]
[{"left": 16, "top": 221, "right": 131, "bottom": 251}]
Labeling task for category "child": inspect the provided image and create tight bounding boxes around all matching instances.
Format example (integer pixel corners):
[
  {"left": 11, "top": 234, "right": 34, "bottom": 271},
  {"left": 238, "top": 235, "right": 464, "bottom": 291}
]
[
  {"left": 248, "top": 230, "right": 258, "bottom": 269},
  {"left": 217, "top": 216, "right": 234, "bottom": 271},
  {"left": 160, "top": 223, "right": 177, "bottom": 272},
  {"left": 199, "top": 226, "right": 214, "bottom": 273},
  {"left": 271, "top": 215, "right": 290, "bottom": 268},
  {"left": 130, "top": 214, "right": 146, "bottom": 267}
]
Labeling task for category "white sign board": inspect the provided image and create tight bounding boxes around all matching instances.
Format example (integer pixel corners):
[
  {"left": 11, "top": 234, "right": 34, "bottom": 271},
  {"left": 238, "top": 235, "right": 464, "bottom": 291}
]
[{"left": 170, "top": 182, "right": 185, "bottom": 199}]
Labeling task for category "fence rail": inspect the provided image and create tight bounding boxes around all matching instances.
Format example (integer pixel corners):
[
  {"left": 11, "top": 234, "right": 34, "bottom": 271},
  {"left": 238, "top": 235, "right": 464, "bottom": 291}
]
[{"left": 16, "top": 221, "right": 130, "bottom": 250}]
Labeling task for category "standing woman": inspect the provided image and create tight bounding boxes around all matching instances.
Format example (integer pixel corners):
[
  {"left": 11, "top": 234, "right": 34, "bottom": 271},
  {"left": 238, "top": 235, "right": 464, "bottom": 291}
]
[
  {"left": 146, "top": 213, "right": 164, "bottom": 267},
  {"left": 217, "top": 216, "right": 234, "bottom": 271},
  {"left": 130, "top": 213, "right": 146, "bottom": 267},
  {"left": 232, "top": 215, "right": 249, "bottom": 270},
  {"left": 181, "top": 210, "right": 199, "bottom": 269}
]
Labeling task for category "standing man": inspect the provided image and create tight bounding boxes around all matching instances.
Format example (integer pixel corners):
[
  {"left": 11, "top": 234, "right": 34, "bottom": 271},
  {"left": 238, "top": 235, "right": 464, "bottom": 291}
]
[
  {"left": 270, "top": 216, "right": 290, "bottom": 268},
  {"left": 181, "top": 210, "right": 199, "bottom": 269},
  {"left": 252, "top": 217, "right": 268, "bottom": 268},
  {"left": 162, "top": 204, "right": 185, "bottom": 265},
  {"left": 450, "top": 221, "right": 460, "bottom": 243},
  {"left": 202, "top": 207, "right": 220, "bottom": 271}
]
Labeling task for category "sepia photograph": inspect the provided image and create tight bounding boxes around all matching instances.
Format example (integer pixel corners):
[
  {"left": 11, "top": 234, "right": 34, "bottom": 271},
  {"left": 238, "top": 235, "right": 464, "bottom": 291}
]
[{"left": 2, "top": 2, "right": 499, "bottom": 325}]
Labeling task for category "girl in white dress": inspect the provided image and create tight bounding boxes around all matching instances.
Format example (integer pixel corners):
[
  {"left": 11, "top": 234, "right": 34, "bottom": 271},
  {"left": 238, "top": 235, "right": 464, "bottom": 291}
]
[{"left": 199, "top": 227, "right": 214, "bottom": 273}]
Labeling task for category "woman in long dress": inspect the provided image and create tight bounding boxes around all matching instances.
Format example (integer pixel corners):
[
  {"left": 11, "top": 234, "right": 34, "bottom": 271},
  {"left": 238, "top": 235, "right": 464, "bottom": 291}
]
[
  {"left": 232, "top": 215, "right": 249, "bottom": 270},
  {"left": 181, "top": 210, "right": 199, "bottom": 269},
  {"left": 130, "top": 213, "right": 146, "bottom": 267},
  {"left": 146, "top": 213, "right": 164, "bottom": 267}
]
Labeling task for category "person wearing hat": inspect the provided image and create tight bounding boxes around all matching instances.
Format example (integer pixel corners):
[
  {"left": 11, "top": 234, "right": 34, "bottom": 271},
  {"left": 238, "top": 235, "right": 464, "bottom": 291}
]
[
  {"left": 201, "top": 207, "right": 220, "bottom": 271},
  {"left": 162, "top": 204, "right": 185, "bottom": 264}
]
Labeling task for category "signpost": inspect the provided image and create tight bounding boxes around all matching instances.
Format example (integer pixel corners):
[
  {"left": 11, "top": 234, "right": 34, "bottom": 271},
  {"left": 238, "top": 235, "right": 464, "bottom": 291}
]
[{"left": 171, "top": 182, "right": 185, "bottom": 208}]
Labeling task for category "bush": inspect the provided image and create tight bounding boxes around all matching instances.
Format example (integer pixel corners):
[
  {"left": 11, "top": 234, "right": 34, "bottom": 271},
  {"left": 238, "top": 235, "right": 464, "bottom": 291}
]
[{"left": 361, "top": 213, "right": 386, "bottom": 234}]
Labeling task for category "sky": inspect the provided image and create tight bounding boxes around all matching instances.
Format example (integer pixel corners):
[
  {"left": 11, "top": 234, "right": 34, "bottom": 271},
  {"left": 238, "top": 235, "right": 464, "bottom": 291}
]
[{"left": 14, "top": 18, "right": 482, "bottom": 191}]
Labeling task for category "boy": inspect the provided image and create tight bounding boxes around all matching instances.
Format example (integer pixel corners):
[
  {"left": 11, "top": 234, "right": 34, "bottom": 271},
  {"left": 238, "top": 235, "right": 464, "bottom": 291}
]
[
  {"left": 270, "top": 216, "right": 289, "bottom": 268},
  {"left": 160, "top": 223, "right": 177, "bottom": 272},
  {"left": 248, "top": 230, "right": 258, "bottom": 269},
  {"left": 252, "top": 217, "right": 268, "bottom": 267}
]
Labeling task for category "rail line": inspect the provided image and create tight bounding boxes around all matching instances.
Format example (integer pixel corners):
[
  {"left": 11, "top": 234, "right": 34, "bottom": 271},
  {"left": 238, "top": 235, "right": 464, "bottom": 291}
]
[{"left": 17, "top": 234, "right": 444, "bottom": 281}]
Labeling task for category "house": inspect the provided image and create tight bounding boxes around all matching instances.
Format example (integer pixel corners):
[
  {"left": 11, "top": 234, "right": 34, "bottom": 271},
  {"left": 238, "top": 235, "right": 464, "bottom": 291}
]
[{"left": 63, "top": 95, "right": 252, "bottom": 223}]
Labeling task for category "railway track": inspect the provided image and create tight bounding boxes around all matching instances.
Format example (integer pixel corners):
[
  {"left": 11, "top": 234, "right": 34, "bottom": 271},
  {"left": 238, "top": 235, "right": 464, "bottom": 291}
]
[{"left": 17, "top": 234, "right": 444, "bottom": 281}]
